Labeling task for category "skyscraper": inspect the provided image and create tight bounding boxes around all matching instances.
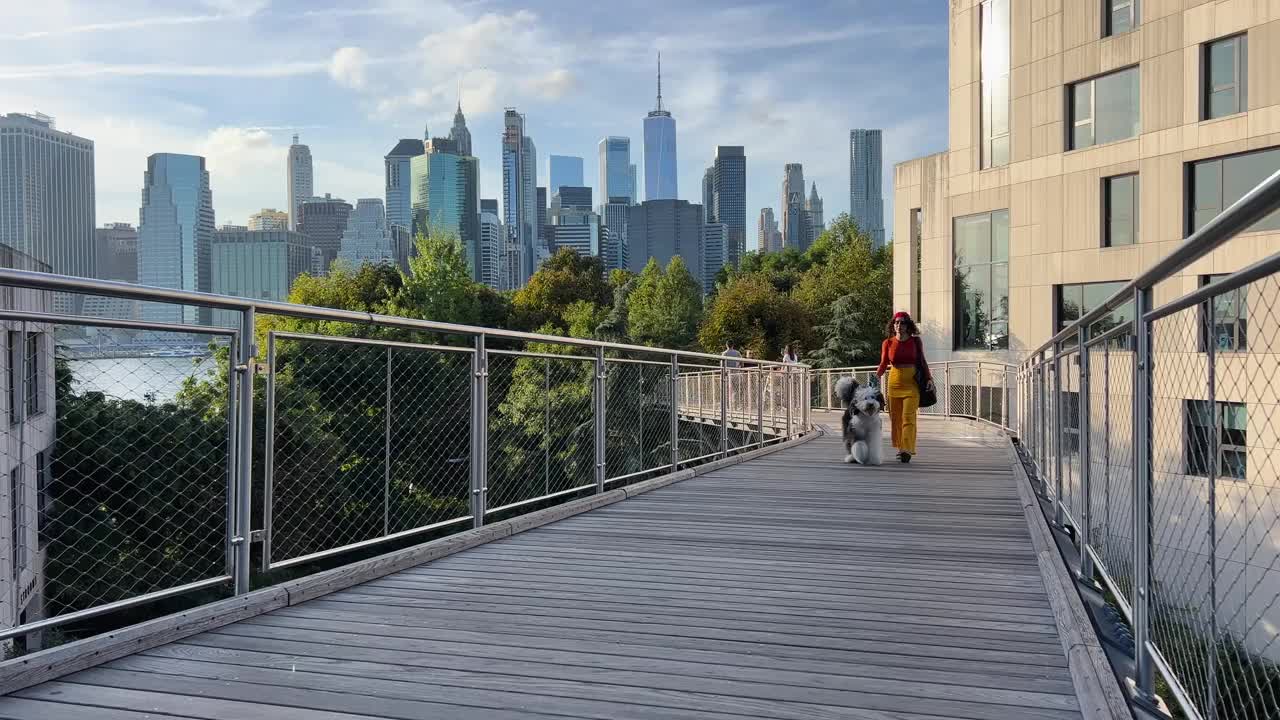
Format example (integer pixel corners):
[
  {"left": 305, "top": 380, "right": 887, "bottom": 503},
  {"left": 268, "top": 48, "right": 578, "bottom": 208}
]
[
  {"left": 410, "top": 137, "right": 480, "bottom": 278},
  {"left": 211, "top": 228, "right": 317, "bottom": 325},
  {"left": 781, "top": 163, "right": 810, "bottom": 249},
  {"left": 758, "top": 208, "right": 782, "bottom": 254},
  {"left": 0, "top": 113, "right": 96, "bottom": 282},
  {"left": 627, "top": 199, "right": 702, "bottom": 283},
  {"left": 849, "top": 129, "right": 885, "bottom": 246},
  {"left": 478, "top": 200, "right": 503, "bottom": 289},
  {"left": 338, "top": 198, "right": 394, "bottom": 267},
  {"left": 711, "top": 146, "right": 746, "bottom": 268},
  {"left": 287, "top": 134, "right": 313, "bottom": 231},
  {"left": 449, "top": 101, "right": 472, "bottom": 157},
  {"left": 702, "top": 223, "right": 727, "bottom": 293},
  {"left": 807, "top": 182, "right": 825, "bottom": 237},
  {"left": 95, "top": 223, "right": 137, "bottom": 283},
  {"left": 384, "top": 138, "right": 425, "bottom": 233},
  {"left": 548, "top": 155, "right": 584, "bottom": 196},
  {"left": 598, "top": 137, "right": 635, "bottom": 205},
  {"left": 248, "top": 208, "right": 288, "bottom": 231},
  {"left": 601, "top": 197, "right": 630, "bottom": 272},
  {"left": 137, "top": 153, "right": 215, "bottom": 325},
  {"left": 701, "top": 167, "right": 714, "bottom": 225},
  {"left": 502, "top": 109, "right": 538, "bottom": 286},
  {"left": 536, "top": 186, "right": 548, "bottom": 252},
  {"left": 643, "top": 54, "right": 678, "bottom": 201},
  {"left": 296, "top": 194, "right": 352, "bottom": 273}
]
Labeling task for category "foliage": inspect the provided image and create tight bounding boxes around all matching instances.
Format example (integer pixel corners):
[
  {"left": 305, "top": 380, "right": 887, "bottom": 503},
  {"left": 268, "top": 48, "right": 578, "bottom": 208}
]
[
  {"left": 809, "top": 294, "right": 887, "bottom": 368},
  {"left": 393, "top": 232, "right": 511, "bottom": 330},
  {"left": 715, "top": 247, "right": 810, "bottom": 296},
  {"left": 511, "top": 249, "right": 611, "bottom": 334},
  {"left": 627, "top": 257, "right": 703, "bottom": 349},
  {"left": 698, "top": 274, "right": 816, "bottom": 360}
]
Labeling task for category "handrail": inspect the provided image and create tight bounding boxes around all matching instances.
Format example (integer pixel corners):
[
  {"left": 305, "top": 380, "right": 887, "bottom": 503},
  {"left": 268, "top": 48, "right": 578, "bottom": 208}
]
[
  {"left": 1025, "top": 167, "right": 1280, "bottom": 360},
  {"left": 0, "top": 267, "right": 807, "bottom": 369}
]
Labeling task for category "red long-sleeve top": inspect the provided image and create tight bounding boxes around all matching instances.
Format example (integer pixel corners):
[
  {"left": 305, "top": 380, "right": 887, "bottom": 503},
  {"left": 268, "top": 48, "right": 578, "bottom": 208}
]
[{"left": 877, "top": 336, "right": 931, "bottom": 381}]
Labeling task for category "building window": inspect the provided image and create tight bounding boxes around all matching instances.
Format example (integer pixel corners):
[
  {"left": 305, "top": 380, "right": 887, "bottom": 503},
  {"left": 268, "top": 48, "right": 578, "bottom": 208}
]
[
  {"left": 1186, "top": 400, "right": 1246, "bottom": 480},
  {"left": 1104, "top": 0, "right": 1137, "bottom": 37},
  {"left": 1061, "top": 390, "right": 1081, "bottom": 455},
  {"left": 24, "top": 332, "right": 40, "bottom": 417},
  {"left": 1203, "top": 35, "right": 1247, "bottom": 120},
  {"left": 5, "top": 332, "right": 15, "bottom": 424},
  {"left": 1103, "top": 174, "right": 1138, "bottom": 247},
  {"left": 953, "top": 209, "right": 1009, "bottom": 350},
  {"left": 1068, "top": 67, "right": 1140, "bottom": 150},
  {"left": 981, "top": 0, "right": 1011, "bottom": 169},
  {"left": 35, "top": 451, "right": 49, "bottom": 548},
  {"left": 1189, "top": 147, "right": 1280, "bottom": 234},
  {"left": 910, "top": 208, "right": 923, "bottom": 322},
  {"left": 10, "top": 467, "right": 23, "bottom": 581},
  {"left": 1200, "top": 274, "right": 1247, "bottom": 352},
  {"left": 1056, "top": 281, "right": 1133, "bottom": 334}
]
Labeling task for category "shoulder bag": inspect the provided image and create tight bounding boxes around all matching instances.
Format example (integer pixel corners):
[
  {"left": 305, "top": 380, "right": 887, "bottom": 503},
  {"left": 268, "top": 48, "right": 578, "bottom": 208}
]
[{"left": 914, "top": 337, "right": 937, "bottom": 408}]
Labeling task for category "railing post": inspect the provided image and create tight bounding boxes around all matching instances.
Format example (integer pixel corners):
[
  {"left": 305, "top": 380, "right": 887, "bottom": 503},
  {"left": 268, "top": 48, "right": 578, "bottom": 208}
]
[
  {"left": 384, "top": 345, "right": 392, "bottom": 537},
  {"left": 977, "top": 361, "right": 984, "bottom": 421},
  {"left": 594, "top": 347, "right": 606, "bottom": 493},
  {"left": 942, "top": 364, "right": 951, "bottom": 418},
  {"left": 233, "top": 308, "right": 254, "bottom": 596},
  {"left": 1132, "top": 287, "right": 1156, "bottom": 700},
  {"left": 1052, "top": 345, "right": 1065, "bottom": 526},
  {"left": 784, "top": 367, "right": 793, "bottom": 438},
  {"left": 259, "top": 333, "right": 274, "bottom": 572},
  {"left": 719, "top": 361, "right": 729, "bottom": 455},
  {"left": 471, "top": 334, "right": 488, "bottom": 529},
  {"left": 756, "top": 365, "right": 765, "bottom": 446},
  {"left": 1205, "top": 292, "right": 1219, "bottom": 720},
  {"left": 670, "top": 356, "right": 680, "bottom": 469},
  {"left": 824, "top": 371, "right": 832, "bottom": 411},
  {"left": 1077, "top": 325, "right": 1094, "bottom": 583}
]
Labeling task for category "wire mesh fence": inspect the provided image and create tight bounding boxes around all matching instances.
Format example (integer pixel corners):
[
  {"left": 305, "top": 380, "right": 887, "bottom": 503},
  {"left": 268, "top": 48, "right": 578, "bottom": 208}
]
[
  {"left": 0, "top": 280, "right": 817, "bottom": 651},
  {"left": 1021, "top": 267, "right": 1280, "bottom": 720}
]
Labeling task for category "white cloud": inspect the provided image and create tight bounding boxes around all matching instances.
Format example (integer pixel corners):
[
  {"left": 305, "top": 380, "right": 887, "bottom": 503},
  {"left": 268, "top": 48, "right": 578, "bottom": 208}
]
[
  {"left": 0, "top": 61, "right": 326, "bottom": 80},
  {"left": 328, "top": 47, "right": 369, "bottom": 90},
  {"left": 525, "top": 69, "right": 576, "bottom": 101},
  {"left": 1, "top": 1, "right": 268, "bottom": 41}
]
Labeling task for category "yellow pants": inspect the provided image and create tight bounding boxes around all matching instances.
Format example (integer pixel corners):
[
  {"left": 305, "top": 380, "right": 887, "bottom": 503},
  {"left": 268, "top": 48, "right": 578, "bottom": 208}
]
[{"left": 886, "top": 366, "right": 920, "bottom": 454}]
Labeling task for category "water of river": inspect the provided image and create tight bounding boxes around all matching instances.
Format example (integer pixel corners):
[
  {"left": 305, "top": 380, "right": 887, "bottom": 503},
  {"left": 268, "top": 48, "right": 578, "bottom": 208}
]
[{"left": 66, "top": 356, "right": 221, "bottom": 404}]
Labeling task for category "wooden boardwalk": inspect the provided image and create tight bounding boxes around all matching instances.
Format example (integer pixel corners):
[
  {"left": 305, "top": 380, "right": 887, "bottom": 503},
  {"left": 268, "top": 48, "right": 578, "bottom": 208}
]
[{"left": 0, "top": 417, "right": 1089, "bottom": 720}]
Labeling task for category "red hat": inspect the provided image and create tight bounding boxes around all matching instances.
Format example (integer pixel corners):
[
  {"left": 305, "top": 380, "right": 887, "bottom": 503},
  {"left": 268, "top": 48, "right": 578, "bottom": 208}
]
[{"left": 893, "top": 311, "right": 911, "bottom": 321}]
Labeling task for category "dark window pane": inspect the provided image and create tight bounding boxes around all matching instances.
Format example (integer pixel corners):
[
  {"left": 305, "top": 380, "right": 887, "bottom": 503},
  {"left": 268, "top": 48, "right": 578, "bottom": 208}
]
[
  {"left": 1191, "top": 160, "right": 1223, "bottom": 232},
  {"left": 1210, "top": 90, "right": 1237, "bottom": 119},
  {"left": 1073, "top": 124, "right": 1094, "bottom": 150},
  {"left": 1109, "top": 219, "right": 1134, "bottom": 246},
  {"left": 1221, "top": 450, "right": 1246, "bottom": 479},
  {"left": 1060, "top": 285, "right": 1083, "bottom": 327},
  {"left": 1073, "top": 82, "right": 1092, "bottom": 123},
  {"left": 992, "top": 262, "right": 1009, "bottom": 321}
]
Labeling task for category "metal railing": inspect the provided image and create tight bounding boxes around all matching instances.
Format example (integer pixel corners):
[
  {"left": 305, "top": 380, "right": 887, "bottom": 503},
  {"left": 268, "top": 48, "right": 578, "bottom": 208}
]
[
  {"left": 810, "top": 361, "right": 1017, "bottom": 431},
  {"left": 0, "top": 269, "right": 815, "bottom": 649},
  {"left": 1019, "top": 168, "right": 1280, "bottom": 720}
]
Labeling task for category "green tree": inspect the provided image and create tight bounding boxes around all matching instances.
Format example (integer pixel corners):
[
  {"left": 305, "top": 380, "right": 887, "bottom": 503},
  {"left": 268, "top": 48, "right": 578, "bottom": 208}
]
[
  {"left": 511, "top": 249, "right": 611, "bottom": 333},
  {"left": 698, "top": 274, "right": 816, "bottom": 360},
  {"left": 392, "top": 232, "right": 509, "bottom": 329},
  {"left": 627, "top": 257, "right": 703, "bottom": 349},
  {"left": 714, "top": 247, "right": 810, "bottom": 297}
]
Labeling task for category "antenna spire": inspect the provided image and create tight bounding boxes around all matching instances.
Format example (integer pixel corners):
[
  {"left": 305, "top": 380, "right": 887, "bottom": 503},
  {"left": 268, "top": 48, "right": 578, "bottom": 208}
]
[{"left": 656, "top": 52, "right": 663, "bottom": 112}]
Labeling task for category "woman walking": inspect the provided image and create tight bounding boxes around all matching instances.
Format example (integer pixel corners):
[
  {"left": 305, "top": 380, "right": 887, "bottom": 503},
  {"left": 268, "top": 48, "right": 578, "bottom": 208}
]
[{"left": 876, "top": 311, "right": 933, "bottom": 463}]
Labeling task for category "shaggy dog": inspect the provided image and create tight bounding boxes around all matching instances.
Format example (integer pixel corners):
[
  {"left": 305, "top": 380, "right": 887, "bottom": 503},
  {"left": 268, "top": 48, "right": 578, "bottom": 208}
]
[{"left": 837, "top": 377, "right": 885, "bottom": 466}]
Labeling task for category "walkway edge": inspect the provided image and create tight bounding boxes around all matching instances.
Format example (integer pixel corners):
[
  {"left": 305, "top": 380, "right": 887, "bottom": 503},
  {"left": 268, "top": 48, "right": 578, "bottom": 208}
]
[
  {"left": 1005, "top": 438, "right": 1134, "bottom": 720},
  {"left": 0, "top": 430, "right": 821, "bottom": 697}
]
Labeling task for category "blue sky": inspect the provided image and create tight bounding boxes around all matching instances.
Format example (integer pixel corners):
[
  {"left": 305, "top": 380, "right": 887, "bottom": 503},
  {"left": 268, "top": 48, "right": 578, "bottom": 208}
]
[{"left": 0, "top": 0, "right": 948, "bottom": 250}]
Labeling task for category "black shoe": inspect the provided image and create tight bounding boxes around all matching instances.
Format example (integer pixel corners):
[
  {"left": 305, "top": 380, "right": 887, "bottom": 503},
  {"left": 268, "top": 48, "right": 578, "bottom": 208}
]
[{"left": 899, "top": 452, "right": 912, "bottom": 464}]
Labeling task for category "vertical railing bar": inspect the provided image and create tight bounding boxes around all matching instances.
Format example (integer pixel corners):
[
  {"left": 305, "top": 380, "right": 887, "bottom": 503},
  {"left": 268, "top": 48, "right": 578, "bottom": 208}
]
[
  {"left": 977, "top": 360, "right": 984, "bottom": 421},
  {"left": 670, "top": 356, "right": 679, "bottom": 470},
  {"left": 471, "top": 334, "right": 487, "bottom": 528},
  {"left": 784, "top": 367, "right": 792, "bottom": 439},
  {"left": 233, "top": 308, "right": 255, "bottom": 596},
  {"left": 757, "top": 366, "right": 765, "bottom": 447},
  {"left": 594, "top": 347, "right": 606, "bottom": 493},
  {"left": 260, "top": 332, "right": 276, "bottom": 572},
  {"left": 384, "top": 345, "right": 391, "bottom": 537},
  {"left": 544, "top": 358, "right": 551, "bottom": 496},
  {"left": 14, "top": 323, "right": 28, "bottom": 611},
  {"left": 719, "top": 361, "right": 728, "bottom": 456},
  {"left": 1102, "top": 342, "right": 1111, "bottom": 584},
  {"left": 1053, "top": 344, "right": 1064, "bottom": 526},
  {"left": 1133, "top": 287, "right": 1155, "bottom": 698},
  {"left": 1205, "top": 294, "right": 1219, "bottom": 720},
  {"left": 1078, "top": 325, "right": 1094, "bottom": 582},
  {"left": 225, "top": 326, "right": 238, "bottom": 577},
  {"left": 637, "top": 370, "right": 644, "bottom": 474}
]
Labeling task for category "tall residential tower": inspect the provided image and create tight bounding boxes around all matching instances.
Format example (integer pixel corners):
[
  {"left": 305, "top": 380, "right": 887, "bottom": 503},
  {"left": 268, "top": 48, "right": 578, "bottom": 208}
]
[
  {"left": 710, "top": 146, "right": 746, "bottom": 269},
  {"left": 849, "top": 129, "right": 884, "bottom": 246},
  {"left": 287, "top": 134, "right": 313, "bottom": 231},
  {"left": 502, "top": 109, "right": 538, "bottom": 287}
]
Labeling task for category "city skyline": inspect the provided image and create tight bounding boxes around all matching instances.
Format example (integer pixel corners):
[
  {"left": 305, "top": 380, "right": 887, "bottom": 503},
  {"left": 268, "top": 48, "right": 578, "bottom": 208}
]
[{"left": 0, "top": 1, "right": 946, "bottom": 253}]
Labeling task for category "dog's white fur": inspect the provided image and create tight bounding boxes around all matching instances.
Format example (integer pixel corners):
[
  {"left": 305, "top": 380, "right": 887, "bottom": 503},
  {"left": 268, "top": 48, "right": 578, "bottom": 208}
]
[{"left": 837, "top": 377, "right": 884, "bottom": 466}]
